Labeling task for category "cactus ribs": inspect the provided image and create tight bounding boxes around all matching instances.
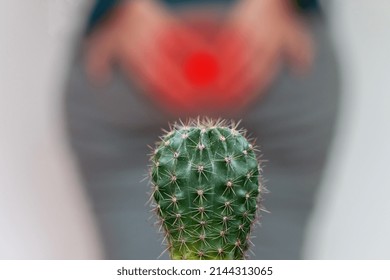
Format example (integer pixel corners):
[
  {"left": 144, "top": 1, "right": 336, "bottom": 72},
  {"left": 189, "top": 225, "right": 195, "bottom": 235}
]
[{"left": 148, "top": 118, "right": 264, "bottom": 259}]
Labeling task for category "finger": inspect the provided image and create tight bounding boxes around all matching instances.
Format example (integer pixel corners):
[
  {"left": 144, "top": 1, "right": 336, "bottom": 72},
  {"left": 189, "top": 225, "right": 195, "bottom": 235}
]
[
  {"left": 136, "top": 1, "right": 211, "bottom": 59},
  {"left": 216, "top": 22, "right": 247, "bottom": 64},
  {"left": 217, "top": 35, "right": 257, "bottom": 89},
  {"left": 215, "top": 0, "right": 260, "bottom": 60},
  {"left": 284, "top": 23, "right": 314, "bottom": 74},
  {"left": 222, "top": 47, "right": 279, "bottom": 110},
  {"left": 84, "top": 32, "right": 116, "bottom": 85},
  {"left": 120, "top": 38, "right": 196, "bottom": 110},
  {"left": 159, "top": 23, "right": 211, "bottom": 63},
  {"left": 217, "top": 36, "right": 275, "bottom": 96}
]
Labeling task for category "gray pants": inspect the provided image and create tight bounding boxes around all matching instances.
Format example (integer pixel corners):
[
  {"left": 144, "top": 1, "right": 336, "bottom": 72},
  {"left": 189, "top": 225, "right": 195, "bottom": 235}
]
[{"left": 64, "top": 15, "right": 340, "bottom": 259}]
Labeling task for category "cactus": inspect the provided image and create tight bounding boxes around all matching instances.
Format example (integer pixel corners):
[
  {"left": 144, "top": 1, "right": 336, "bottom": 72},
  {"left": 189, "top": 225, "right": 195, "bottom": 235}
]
[{"left": 148, "top": 118, "right": 263, "bottom": 260}]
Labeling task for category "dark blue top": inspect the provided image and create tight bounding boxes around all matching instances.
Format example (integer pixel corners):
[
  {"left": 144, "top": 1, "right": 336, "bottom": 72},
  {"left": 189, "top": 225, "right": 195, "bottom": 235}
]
[{"left": 87, "top": 0, "right": 319, "bottom": 33}]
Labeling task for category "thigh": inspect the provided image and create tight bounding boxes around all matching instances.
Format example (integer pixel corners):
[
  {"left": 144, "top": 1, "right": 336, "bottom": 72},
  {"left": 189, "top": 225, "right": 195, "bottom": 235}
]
[
  {"left": 242, "top": 16, "right": 341, "bottom": 259},
  {"left": 64, "top": 55, "right": 172, "bottom": 259}
]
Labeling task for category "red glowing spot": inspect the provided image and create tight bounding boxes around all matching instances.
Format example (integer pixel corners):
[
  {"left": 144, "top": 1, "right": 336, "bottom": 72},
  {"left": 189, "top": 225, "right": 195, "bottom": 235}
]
[{"left": 184, "top": 51, "right": 219, "bottom": 87}]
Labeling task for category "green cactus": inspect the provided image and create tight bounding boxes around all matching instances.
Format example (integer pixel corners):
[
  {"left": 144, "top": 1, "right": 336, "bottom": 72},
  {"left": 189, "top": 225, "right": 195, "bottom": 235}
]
[{"left": 148, "top": 118, "right": 263, "bottom": 260}]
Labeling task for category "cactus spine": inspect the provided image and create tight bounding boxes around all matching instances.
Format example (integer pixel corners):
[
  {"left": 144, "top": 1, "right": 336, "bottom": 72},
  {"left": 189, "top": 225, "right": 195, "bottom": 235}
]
[{"left": 149, "top": 118, "right": 263, "bottom": 260}]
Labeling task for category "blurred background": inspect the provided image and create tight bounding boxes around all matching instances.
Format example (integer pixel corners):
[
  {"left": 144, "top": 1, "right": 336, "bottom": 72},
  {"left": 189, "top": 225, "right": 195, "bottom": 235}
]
[{"left": 0, "top": 0, "right": 389, "bottom": 259}]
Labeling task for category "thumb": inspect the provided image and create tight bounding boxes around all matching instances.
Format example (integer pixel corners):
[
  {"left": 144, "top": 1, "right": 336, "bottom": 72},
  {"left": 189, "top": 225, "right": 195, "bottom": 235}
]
[
  {"left": 84, "top": 33, "right": 115, "bottom": 86},
  {"left": 283, "top": 23, "right": 314, "bottom": 74}
]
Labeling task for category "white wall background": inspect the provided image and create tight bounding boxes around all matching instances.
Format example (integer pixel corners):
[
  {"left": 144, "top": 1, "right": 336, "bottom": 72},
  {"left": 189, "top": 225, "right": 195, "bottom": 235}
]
[
  {"left": 0, "top": 0, "right": 102, "bottom": 259},
  {"left": 304, "top": 0, "right": 390, "bottom": 259},
  {"left": 0, "top": 0, "right": 389, "bottom": 259}
]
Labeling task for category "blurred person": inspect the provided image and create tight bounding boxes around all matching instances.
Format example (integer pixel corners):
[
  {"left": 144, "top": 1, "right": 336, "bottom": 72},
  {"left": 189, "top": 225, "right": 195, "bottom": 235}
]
[{"left": 65, "top": 0, "right": 340, "bottom": 259}]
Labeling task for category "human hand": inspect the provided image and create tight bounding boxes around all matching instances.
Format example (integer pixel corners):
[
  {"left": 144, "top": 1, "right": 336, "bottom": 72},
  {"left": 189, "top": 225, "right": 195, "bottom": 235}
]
[
  {"left": 85, "top": 0, "right": 205, "bottom": 111},
  {"left": 216, "top": 0, "right": 314, "bottom": 108}
]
